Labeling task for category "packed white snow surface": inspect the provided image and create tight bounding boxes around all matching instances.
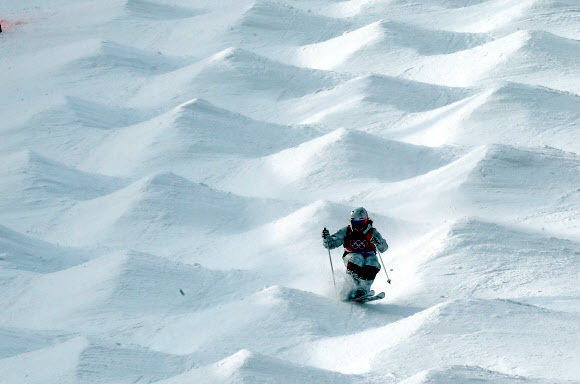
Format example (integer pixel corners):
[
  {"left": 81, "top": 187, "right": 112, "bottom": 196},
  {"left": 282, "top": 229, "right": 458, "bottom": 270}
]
[
  {"left": 0, "top": 0, "right": 578, "bottom": 383},
  {"left": 79, "top": 98, "right": 318, "bottom": 178},
  {"left": 395, "top": 83, "right": 579, "bottom": 151}
]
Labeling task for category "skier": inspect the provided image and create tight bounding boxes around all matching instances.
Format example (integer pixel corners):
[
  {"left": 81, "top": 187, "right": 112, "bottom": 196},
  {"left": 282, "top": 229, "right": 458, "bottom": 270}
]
[{"left": 322, "top": 207, "right": 388, "bottom": 300}]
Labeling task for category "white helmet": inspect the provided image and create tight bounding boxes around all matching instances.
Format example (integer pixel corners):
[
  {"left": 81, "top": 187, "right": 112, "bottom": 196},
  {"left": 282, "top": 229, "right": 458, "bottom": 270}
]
[
  {"left": 350, "top": 207, "right": 368, "bottom": 221},
  {"left": 350, "top": 207, "right": 369, "bottom": 230}
]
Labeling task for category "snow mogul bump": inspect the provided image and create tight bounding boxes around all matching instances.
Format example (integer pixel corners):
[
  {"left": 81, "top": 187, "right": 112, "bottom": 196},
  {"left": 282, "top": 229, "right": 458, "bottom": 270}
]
[{"left": 322, "top": 207, "right": 388, "bottom": 300}]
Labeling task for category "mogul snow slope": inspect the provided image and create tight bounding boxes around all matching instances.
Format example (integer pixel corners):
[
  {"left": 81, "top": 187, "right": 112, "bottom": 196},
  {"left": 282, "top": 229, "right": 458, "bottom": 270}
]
[{"left": 0, "top": 1, "right": 578, "bottom": 383}]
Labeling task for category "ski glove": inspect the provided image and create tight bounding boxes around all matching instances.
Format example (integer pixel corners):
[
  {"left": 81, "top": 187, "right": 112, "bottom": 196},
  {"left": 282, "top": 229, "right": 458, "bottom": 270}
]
[
  {"left": 371, "top": 236, "right": 381, "bottom": 246},
  {"left": 322, "top": 228, "right": 330, "bottom": 239}
]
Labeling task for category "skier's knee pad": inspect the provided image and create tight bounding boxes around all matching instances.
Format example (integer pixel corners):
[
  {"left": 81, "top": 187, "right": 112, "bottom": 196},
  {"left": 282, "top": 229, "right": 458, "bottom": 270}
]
[
  {"left": 346, "top": 262, "right": 363, "bottom": 278},
  {"left": 360, "top": 265, "right": 380, "bottom": 280},
  {"left": 343, "top": 253, "right": 364, "bottom": 268},
  {"left": 364, "top": 255, "right": 381, "bottom": 269}
]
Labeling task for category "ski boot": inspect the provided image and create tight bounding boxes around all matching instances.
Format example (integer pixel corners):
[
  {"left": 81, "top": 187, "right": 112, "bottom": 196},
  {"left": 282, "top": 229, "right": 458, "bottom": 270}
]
[{"left": 347, "top": 289, "right": 367, "bottom": 300}]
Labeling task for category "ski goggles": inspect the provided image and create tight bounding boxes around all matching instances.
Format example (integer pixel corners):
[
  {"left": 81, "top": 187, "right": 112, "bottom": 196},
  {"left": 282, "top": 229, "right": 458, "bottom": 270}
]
[{"left": 351, "top": 220, "right": 367, "bottom": 230}]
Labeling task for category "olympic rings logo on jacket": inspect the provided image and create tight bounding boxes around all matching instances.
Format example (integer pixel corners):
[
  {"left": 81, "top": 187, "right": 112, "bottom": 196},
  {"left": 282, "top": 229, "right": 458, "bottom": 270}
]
[{"left": 344, "top": 226, "right": 376, "bottom": 253}]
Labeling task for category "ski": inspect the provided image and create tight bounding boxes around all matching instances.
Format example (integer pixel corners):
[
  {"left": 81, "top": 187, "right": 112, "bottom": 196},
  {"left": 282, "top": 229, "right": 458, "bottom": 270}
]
[
  {"left": 355, "top": 291, "right": 385, "bottom": 303},
  {"left": 345, "top": 289, "right": 385, "bottom": 303},
  {"left": 353, "top": 290, "right": 375, "bottom": 301},
  {"left": 353, "top": 290, "right": 374, "bottom": 300},
  {"left": 342, "top": 290, "right": 372, "bottom": 302}
]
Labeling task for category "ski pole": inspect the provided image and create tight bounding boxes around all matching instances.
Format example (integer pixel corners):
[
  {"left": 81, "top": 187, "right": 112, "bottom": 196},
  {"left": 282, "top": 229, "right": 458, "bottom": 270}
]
[
  {"left": 376, "top": 249, "right": 391, "bottom": 284},
  {"left": 327, "top": 248, "right": 337, "bottom": 292},
  {"left": 324, "top": 228, "right": 337, "bottom": 295}
]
